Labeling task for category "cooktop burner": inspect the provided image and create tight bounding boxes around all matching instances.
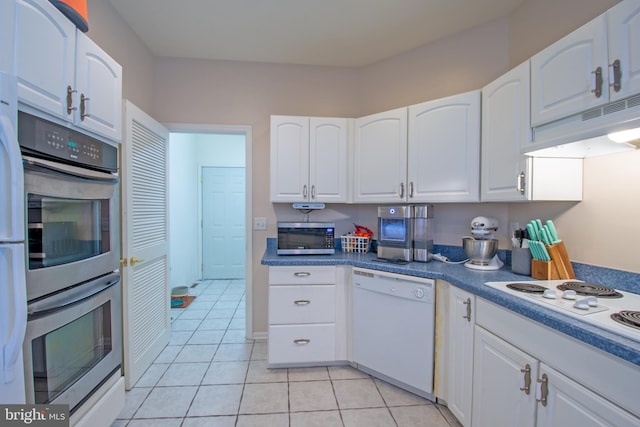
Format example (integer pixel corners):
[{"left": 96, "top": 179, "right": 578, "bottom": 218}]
[
  {"left": 557, "top": 282, "right": 623, "bottom": 298},
  {"left": 506, "top": 283, "right": 547, "bottom": 293},
  {"left": 611, "top": 311, "right": 640, "bottom": 331}
]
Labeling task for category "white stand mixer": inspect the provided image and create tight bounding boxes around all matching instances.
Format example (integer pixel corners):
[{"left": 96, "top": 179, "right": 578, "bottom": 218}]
[{"left": 463, "top": 216, "right": 504, "bottom": 271}]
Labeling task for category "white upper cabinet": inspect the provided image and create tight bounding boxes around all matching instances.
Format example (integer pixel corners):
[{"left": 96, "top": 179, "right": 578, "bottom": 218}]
[
  {"left": 482, "top": 62, "right": 530, "bottom": 201},
  {"left": 75, "top": 33, "right": 123, "bottom": 142},
  {"left": 531, "top": 0, "right": 640, "bottom": 127},
  {"left": 0, "top": 1, "right": 16, "bottom": 75},
  {"left": 408, "top": 91, "right": 480, "bottom": 202},
  {"left": 482, "top": 62, "right": 583, "bottom": 201},
  {"left": 14, "top": 0, "right": 122, "bottom": 142},
  {"left": 352, "top": 96, "right": 480, "bottom": 204},
  {"left": 607, "top": 0, "right": 640, "bottom": 102},
  {"left": 352, "top": 107, "right": 407, "bottom": 203},
  {"left": 309, "top": 118, "right": 349, "bottom": 203},
  {"left": 270, "top": 116, "right": 348, "bottom": 203},
  {"left": 270, "top": 116, "right": 309, "bottom": 202},
  {"left": 531, "top": 15, "right": 608, "bottom": 127},
  {"left": 15, "top": 0, "right": 76, "bottom": 120}
]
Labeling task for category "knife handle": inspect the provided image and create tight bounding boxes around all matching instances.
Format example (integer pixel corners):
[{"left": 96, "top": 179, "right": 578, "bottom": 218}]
[
  {"left": 546, "top": 220, "right": 561, "bottom": 242},
  {"left": 526, "top": 223, "right": 538, "bottom": 242}
]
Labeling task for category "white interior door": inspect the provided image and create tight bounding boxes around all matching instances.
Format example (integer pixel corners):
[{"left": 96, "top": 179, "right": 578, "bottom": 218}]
[
  {"left": 201, "top": 166, "right": 245, "bottom": 279},
  {"left": 121, "top": 100, "right": 170, "bottom": 390}
]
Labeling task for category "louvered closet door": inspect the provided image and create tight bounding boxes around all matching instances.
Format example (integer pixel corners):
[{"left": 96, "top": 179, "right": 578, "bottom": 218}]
[{"left": 121, "top": 100, "right": 170, "bottom": 390}]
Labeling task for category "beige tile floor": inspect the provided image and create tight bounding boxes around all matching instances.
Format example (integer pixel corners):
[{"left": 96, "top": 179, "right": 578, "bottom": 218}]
[{"left": 112, "top": 279, "right": 460, "bottom": 427}]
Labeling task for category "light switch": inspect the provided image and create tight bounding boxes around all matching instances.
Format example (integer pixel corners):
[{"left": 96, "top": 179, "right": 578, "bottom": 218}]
[{"left": 254, "top": 217, "right": 267, "bottom": 230}]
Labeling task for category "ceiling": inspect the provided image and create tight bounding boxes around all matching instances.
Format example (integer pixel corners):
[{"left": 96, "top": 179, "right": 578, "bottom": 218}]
[{"left": 108, "top": 0, "right": 526, "bottom": 68}]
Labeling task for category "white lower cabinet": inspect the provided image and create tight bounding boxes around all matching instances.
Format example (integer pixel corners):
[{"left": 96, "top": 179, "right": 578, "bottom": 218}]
[
  {"left": 267, "top": 265, "right": 346, "bottom": 366},
  {"left": 473, "top": 326, "right": 537, "bottom": 427},
  {"left": 446, "top": 285, "right": 475, "bottom": 427},
  {"left": 472, "top": 299, "right": 640, "bottom": 427}
]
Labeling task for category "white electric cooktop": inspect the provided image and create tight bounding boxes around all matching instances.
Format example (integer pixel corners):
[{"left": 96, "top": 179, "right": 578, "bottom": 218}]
[{"left": 484, "top": 280, "right": 640, "bottom": 343}]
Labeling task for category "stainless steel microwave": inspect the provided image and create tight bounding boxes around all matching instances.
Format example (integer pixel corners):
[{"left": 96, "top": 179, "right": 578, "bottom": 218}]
[{"left": 277, "top": 222, "right": 335, "bottom": 255}]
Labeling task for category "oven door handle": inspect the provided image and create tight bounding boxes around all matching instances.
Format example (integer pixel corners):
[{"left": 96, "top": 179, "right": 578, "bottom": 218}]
[
  {"left": 27, "top": 272, "right": 121, "bottom": 317},
  {"left": 22, "top": 155, "right": 119, "bottom": 184}
]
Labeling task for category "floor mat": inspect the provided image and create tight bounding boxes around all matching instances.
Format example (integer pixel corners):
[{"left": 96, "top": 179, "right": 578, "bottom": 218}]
[{"left": 171, "top": 295, "right": 196, "bottom": 308}]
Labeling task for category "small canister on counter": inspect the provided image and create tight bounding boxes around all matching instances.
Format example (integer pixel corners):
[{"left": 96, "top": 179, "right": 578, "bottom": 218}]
[{"left": 512, "top": 247, "right": 532, "bottom": 276}]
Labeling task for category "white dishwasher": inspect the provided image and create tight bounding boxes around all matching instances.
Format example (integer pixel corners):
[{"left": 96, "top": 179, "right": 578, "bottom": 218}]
[{"left": 352, "top": 267, "right": 435, "bottom": 399}]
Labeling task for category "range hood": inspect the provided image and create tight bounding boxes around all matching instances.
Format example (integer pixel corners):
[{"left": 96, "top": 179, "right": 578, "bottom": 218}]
[{"left": 524, "top": 93, "right": 640, "bottom": 158}]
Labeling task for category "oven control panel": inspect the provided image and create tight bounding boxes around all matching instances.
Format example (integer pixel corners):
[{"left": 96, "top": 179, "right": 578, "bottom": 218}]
[{"left": 18, "top": 111, "right": 118, "bottom": 172}]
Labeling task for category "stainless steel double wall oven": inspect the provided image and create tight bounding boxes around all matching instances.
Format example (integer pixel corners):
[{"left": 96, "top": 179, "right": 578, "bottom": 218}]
[{"left": 18, "top": 111, "right": 122, "bottom": 413}]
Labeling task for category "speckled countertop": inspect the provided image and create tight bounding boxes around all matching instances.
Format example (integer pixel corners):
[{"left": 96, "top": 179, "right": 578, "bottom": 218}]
[{"left": 261, "top": 239, "right": 640, "bottom": 367}]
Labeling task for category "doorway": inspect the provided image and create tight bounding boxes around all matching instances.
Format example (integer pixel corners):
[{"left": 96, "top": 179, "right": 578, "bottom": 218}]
[{"left": 167, "top": 125, "right": 252, "bottom": 337}]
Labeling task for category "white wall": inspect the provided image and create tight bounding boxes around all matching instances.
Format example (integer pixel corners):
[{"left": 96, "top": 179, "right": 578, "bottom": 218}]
[{"left": 168, "top": 133, "right": 245, "bottom": 288}]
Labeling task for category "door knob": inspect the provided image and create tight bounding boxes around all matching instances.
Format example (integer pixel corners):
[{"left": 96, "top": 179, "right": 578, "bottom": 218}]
[{"left": 129, "top": 257, "right": 144, "bottom": 266}]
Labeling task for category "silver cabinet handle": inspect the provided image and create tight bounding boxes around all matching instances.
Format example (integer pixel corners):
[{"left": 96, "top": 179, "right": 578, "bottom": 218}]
[
  {"left": 609, "top": 59, "right": 621, "bottom": 92},
  {"left": 409, "top": 181, "right": 414, "bottom": 198},
  {"left": 293, "top": 339, "right": 310, "bottom": 345},
  {"left": 517, "top": 172, "right": 525, "bottom": 195},
  {"left": 463, "top": 297, "right": 472, "bottom": 322},
  {"left": 294, "top": 300, "right": 311, "bottom": 305},
  {"left": 303, "top": 184, "right": 308, "bottom": 198},
  {"left": 591, "top": 66, "right": 603, "bottom": 98},
  {"left": 520, "top": 364, "right": 531, "bottom": 394},
  {"left": 399, "top": 182, "right": 405, "bottom": 199},
  {"left": 536, "top": 373, "right": 549, "bottom": 406},
  {"left": 80, "top": 94, "right": 91, "bottom": 120},
  {"left": 66, "top": 85, "right": 77, "bottom": 114},
  {"left": 311, "top": 185, "right": 316, "bottom": 199},
  {"left": 294, "top": 272, "right": 311, "bottom": 277}
]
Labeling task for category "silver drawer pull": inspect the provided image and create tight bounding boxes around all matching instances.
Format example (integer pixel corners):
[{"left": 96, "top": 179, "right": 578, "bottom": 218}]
[
  {"left": 294, "top": 272, "right": 311, "bottom": 277},
  {"left": 294, "top": 300, "right": 311, "bottom": 305},
  {"left": 293, "top": 339, "right": 311, "bottom": 345}
]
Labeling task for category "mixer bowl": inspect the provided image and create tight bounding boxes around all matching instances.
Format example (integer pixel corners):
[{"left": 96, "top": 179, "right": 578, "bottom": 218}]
[{"left": 463, "top": 237, "right": 498, "bottom": 265}]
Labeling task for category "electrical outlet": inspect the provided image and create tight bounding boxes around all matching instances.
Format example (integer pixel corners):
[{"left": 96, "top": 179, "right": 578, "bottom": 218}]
[{"left": 254, "top": 217, "right": 267, "bottom": 230}]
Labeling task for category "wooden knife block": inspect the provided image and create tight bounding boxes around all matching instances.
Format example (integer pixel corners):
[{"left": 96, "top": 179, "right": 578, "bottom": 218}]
[{"left": 531, "top": 241, "right": 575, "bottom": 280}]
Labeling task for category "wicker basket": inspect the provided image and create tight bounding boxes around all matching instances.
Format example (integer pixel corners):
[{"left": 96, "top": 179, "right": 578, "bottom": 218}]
[{"left": 341, "top": 234, "right": 371, "bottom": 253}]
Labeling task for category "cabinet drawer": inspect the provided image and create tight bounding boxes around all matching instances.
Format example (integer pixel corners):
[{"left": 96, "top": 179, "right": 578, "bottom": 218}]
[
  {"left": 268, "top": 324, "right": 336, "bottom": 365},
  {"left": 269, "top": 285, "right": 335, "bottom": 324},
  {"left": 269, "top": 266, "right": 335, "bottom": 285}
]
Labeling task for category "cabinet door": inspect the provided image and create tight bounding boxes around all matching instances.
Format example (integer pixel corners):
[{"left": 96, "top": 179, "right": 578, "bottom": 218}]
[
  {"left": 536, "top": 364, "right": 639, "bottom": 427},
  {"left": 447, "top": 287, "right": 474, "bottom": 427},
  {"left": 531, "top": 15, "right": 608, "bottom": 127},
  {"left": 15, "top": 0, "right": 75, "bottom": 120},
  {"left": 352, "top": 107, "right": 407, "bottom": 203},
  {"left": 0, "top": 1, "right": 16, "bottom": 75},
  {"left": 75, "top": 33, "right": 122, "bottom": 142},
  {"left": 472, "top": 326, "right": 537, "bottom": 427},
  {"left": 309, "top": 118, "right": 348, "bottom": 202},
  {"left": 481, "top": 62, "right": 530, "bottom": 201},
  {"left": 408, "top": 91, "right": 480, "bottom": 202},
  {"left": 270, "top": 116, "right": 310, "bottom": 202},
  {"left": 608, "top": 0, "right": 640, "bottom": 102}
]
